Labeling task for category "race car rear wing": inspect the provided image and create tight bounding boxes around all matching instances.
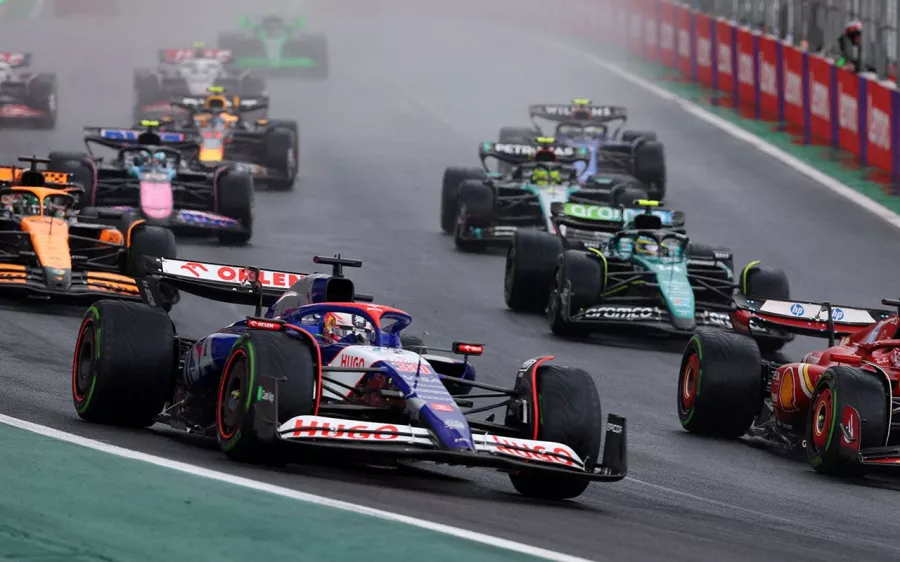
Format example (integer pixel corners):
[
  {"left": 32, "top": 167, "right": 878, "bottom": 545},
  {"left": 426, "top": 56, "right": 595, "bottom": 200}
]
[
  {"left": 737, "top": 296, "right": 895, "bottom": 343},
  {"left": 137, "top": 256, "right": 374, "bottom": 313},
  {"left": 0, "top": 52, "right": 31, "bottom": 68},
  {"left": 549, "top": 201, "right": 685, "bottom": 230},
  {"left": 478, "top": 141, "right": 589, "bottom": 169},
  {"left": 83, "top": 127, "right": 197, "bottom": 153},
  {"left": 171, "top": 96, "right": 269, "bottom": 113},
  {"left": 529, "top": 103, "right": 627, "bottom": 123},
  {"left": 158, "top": 48, "right": 232, "bottom": 63}
]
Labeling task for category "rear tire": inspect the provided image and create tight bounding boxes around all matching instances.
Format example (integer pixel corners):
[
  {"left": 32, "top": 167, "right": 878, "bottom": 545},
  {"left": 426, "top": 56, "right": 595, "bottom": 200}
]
[
  {"left": 263, "top": 125, "right": 298, "bottom": 190},
  {"left": 441, "top": 167, "right": 484, "bottom": 234},
  {"left": 677, "top": 331, "right": 762, "bottom": 437},
  {"left": 47, "top": 151, "right": 96, "bottom": 208},
  {"left": 633, "top": 141, "right": 666, "bottom": 200},
  {"left": 509, "top": 364, "right": 603, "bottom": 500},
  {"left": 621, "top": 130, "right": 657, "bottom": 143},
  {"left": 740, "top": 262, "right": 791, "bottom": 352},
  {"left": 126, "top": 224, "right": 177, "bottom": 277},
  {"left": 454, "top": 180, "right": 494, "bottom": 252},
  {"left": 215, "top": 169, "right": 254, "bottom": 245},
  {"left": 505, "top": 230, "right": 562, "bottom": 312},
  {"left": 548, "top": 251, "right": 603, "bottom": 337},
  {"left": 217, "top": 330, "right": 317, "bottom": 462},
  {"left": 71, "top": 300, "right": 174, "bottom": 427},
  {"left": 805, "top": 366, "right": 888, "bottom": 478}
]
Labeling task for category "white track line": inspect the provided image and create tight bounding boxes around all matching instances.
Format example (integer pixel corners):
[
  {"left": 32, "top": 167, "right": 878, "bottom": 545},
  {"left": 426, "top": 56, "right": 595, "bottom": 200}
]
[
  {"left": 0, "top": 413, "right": 594, "bottom": 562},
  {"left": 534, "top": 36, "right": 900, "bottom": 232}
]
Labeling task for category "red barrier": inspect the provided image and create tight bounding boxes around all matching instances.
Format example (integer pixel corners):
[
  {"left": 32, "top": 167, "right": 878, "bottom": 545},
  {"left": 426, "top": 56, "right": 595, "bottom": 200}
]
[
  {"left": 807, "top": 55, "right": 833, "bottom": 143},
  {"left": 715, "top": 18, "right": 734, "bottom": 95},
  {"left": 782, "top": 45, "right": 805, "bottom": 127},
  {"left": 658, "top": 1, "right": 676, "bottom": 67},
  {"left": 694, "top": 12, "right": 714, "bottom": 86},
  {"left": 836, "top": 69, "right": 861, "bottom": 155},
  {"left": 676, "top": 4, "right": 692, "bottom": 76},
  {"left": 628, "top": 0, "right": 647, "bottom": 56},
  {"left": 758, "top": 34, "right": 779, "bottom": 119},
  {"left": 735, "top": 26, "right": 755, "bottom": 108},
  {"left": 867, "top": 80, "right": 893, "bottom": 171}
]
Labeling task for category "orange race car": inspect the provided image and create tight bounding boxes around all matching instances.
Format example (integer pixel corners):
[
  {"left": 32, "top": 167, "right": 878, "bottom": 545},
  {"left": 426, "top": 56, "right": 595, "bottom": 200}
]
[{"left": 0, "top": 156, "right": 178, "bottom": 305}]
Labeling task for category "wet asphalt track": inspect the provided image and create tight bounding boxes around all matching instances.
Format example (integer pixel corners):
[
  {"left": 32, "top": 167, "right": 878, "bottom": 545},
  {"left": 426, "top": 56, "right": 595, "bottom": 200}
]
[{"left": 1, "top": 2, "right": 900, "bottom": 561}]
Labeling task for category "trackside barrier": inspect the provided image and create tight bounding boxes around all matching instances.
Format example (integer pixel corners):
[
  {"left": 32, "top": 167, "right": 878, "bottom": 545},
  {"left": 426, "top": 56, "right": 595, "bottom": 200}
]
[{"left": 408, "top": 0, "right": 899, "bottom": 181}]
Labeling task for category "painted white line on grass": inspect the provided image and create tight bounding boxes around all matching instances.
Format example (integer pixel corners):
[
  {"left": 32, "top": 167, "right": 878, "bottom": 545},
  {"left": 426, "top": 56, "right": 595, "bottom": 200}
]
[
  {"left": 534, "top": 36, "right": 900, "bottom": 232},
  {"left": 0, "top": 413, "right": 594, "bottom": 562}
]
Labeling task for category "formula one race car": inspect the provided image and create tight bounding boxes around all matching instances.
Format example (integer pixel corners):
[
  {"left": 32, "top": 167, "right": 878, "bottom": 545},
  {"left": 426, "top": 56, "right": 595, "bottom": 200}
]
[
  {"left": 678, "top": 297, "right": 900, "bottom": 477},
  {"left": 71, "top": 254, "right": 627, "bottom": 500},
  {"left": 218, "top": 14, "right": 328, "bottom": 78},
  {"left": 162, "top": 88, "right": 298, "bottom": 190},
  {"left": 46, "top": 123, "right": 254, "bottom": 245},
  {"left": 133, "top": 44, "right": 266, "bottom": 122},
  {"left": 498, "top": 99, "right": 665, "bottom": 199},
  {"left": 0, "top": 52, "right": 56, "bottom": 129},
  {"left": 0, "top": 156, "right": 176, "bottom": 304},
  {"left": 441, "top": 138, "right": 651, "bottom": 252},
  {"left": 504, "top": 200, "right": 792, "bottom": 350}
]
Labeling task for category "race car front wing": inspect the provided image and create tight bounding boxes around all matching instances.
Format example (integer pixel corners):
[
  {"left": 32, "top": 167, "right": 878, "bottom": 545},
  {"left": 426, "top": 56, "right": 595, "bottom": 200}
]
[{"left": 0, "top": 264, "right": 140, "bottom": 301}]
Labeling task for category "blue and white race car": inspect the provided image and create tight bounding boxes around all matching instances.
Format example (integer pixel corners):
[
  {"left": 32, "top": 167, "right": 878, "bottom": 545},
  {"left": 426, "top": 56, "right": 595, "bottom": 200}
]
[
  {"left": 71, "top": 254, "right": 627, "bottom": 500},
  {"left": 499, "top": 99, "right": 667, "bottom": 200}
]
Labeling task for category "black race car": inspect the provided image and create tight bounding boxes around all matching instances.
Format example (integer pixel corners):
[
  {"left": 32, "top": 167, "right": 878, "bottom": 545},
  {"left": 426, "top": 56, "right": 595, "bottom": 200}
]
[
  {"left": 504, "top": 201, "right": 792, "bottom": 351},
  {"left": 0, "top": 52, "right": 56, "bottom": 129},
  {"left": 133, "top": 46, "right": 266, "bottom": 122},
  {"left": 46, "top": 123, "right": 254, "bottom": 245},
  {"left": 441, "top": 138, "right": 651, "bottom": 252}
]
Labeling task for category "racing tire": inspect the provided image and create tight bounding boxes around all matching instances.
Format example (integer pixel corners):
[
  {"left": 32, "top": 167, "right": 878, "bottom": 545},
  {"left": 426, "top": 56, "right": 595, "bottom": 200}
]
[
  {"left": 805, "top": 366, "right": 889, "bottom": 478},
  {"left": 47, "top": 151, "right": 96, "bottom": 209},
  {"left": 548, "top": 251, "right": 604, "bottom": 338},
  {"left": 677, "top": 331, "right": 762, "bottom": 437},
  {"left": 400, "top": 334, "right": 427, "bottom": 355},
  {"left": 72, "top": 300, "right": 174, "bottom": 427},
  {"left": 440, "top": 167, "right": 484, "bottom": 234},
  {"left": 505, "top": 230, "right": 562, "bottom": 312},
  {"left": 126, "top": 224, "right": 177, "bottom": 277},
  {"left": 687, "top": 243, "right": 734, "bottom": 275},
  {"left": 621, "top": 130, "right": 657, "bottom": 143},
  {"left": 217, "top": 32, "right": 260, "bottom": 57},
  {"left": 740, "top": 262, "right": 791, "bottom": 353},
  {"left": 633, "top": 141, "right": 666, "bottom": 201},
  {"left": 263, "top": 125, "right": 298, "bottom": 190},
  {"left": 497, "top": 127, "right": 538, "bottom": 174},
  {"left": 454, "top": 180, "right": 494, "bottom": 252},
  {"left": 215, "top": 169, "right": 254, "bottom": 246},
  {"left": 508, "top": 364, "right": 604, "bottom": 500},
  {"left": 240, "top": 71, "right": 267, "bottom": 97},
  {"left": 217, "top": 330, "right": 317, "bottom": 463},
  {"left": 282, "top": 34, "right": 329, "bottom": 79},
  {"left": 610, "top": 183, "right": 650, "bottom": 208},
  {"left": 29, "top": 74, "right": 57, "bottom": 129}
]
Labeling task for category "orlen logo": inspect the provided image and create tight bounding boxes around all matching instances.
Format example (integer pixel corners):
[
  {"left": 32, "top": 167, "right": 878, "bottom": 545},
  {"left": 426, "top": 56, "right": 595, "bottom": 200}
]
[
  {"left": 659, "top": 23, "right": 674, "bottom": 51},
  {"left": 180, "top": 262, "right": 208, "bottom": 277},
  {"left": 678, "top": 29, "right": 690, "bottom": 58},
  {"left": 838, "top": 90, "right": 858, "bottom": 133},
  {"left": 811, "top": 81, "right": 830, "bottom": 120},
  {"left": 760, "top": 60, "right": 776, "bottom": 96},
  {"left": 696, "top": 37, "right": 711, "bottom": 68},
  {"left": 868, "top": 94, "right": 891, "bottom": 150},
  {"left": 718, "top": 44, "right": 732, "bottom": 75},
  {"left": 738, "top": 52, "right": 753, "bottom": 85}
]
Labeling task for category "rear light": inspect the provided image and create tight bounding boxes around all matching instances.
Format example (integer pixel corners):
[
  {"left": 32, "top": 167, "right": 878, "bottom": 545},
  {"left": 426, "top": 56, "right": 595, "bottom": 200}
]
[{"left": 452, "top": 342, "right": 484, "bottom": 356}]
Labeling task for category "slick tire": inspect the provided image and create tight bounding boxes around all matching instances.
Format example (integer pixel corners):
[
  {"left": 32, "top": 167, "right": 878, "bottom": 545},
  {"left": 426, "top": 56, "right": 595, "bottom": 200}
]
[
  {"left": 283, "top": 34, "right": 329, "bottom": 78},
  {"left": 687, "top": 243, "right": 734, "bottom": 275},
  {"left": 633, "top": 141, "right": 666, "bottom": 200},
  {"left": 609, "top": 183, "right": 649, "bottom": 208},
  {"left": 505, "top": 230, "right": 562, "bottom": 312},
  {"left": 677, "top": 331, "right": 762, "bottom": 437},
  {"left": 441, "top": 167, "right": 484, "bottom": 234},
  {"left": 621, "top": 130, "right": 658, "bottom": 143},
  {"left": 805, "top": 366, "right": 888, "bottom": 478},
  {"left": 509, "top": 364, "right": 604, "bottom": 500},
  {"left": 454, "top": 180, "right": 494, "bottom": 252},
  {"left": 126, "top": 224, "right": 177, "bottom": 277},
  {"left": 263, "top": 125, "right": 298, "bottom": 190},
  {"left": 72, "top": 300, "right": 173, "bottom": 427},
  {"left": 740, "top": 262, "right": 791, "bottom": 353},
  {"left": 215, "top": 169, "right": 254, "bottom": 245},
  {"left": 548, "top": 251, "right": 603, "bottom": 338},
  {"left": 47, "top": 151, "right": 97, "bottom": 208},
  {"left": 29, "top": 74, "right": 57, "bottom": 129},
  {"left": 217, "top": 330, "right": 317, "bottom": 463}
]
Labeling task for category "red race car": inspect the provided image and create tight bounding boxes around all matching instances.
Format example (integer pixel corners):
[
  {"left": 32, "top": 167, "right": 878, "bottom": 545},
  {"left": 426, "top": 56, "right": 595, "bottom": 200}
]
[{"left": 677, "top": 295, "right": 900, "bottom": 477}]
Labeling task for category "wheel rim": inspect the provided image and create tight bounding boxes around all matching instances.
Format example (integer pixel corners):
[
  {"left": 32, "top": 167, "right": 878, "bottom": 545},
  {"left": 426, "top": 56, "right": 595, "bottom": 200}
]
[
  {"left": 72, "top": 319, "right": 95, "bottom": 402},
  {"left": 217, "top": 350, "right": 248, "bottom": 440},
  {"left": 680, "top": 352, "right": 700, "bottom": 412},
  {"left": 811, "top": 389, "right": 833, "bottom": 450}
]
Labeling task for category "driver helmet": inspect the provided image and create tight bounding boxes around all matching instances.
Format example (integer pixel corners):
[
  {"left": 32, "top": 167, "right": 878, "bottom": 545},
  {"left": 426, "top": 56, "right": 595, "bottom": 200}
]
[
  {"left": 152, "top": 151, "right": 168, "bottom": 168},
  {"left": 14, "top": 193, "right": 41, "bottom": 216},
  {"left": 531, "top": 167, "right": 562, "bottom": 186},
  {"left": 132, "top": 149, "right": 152, "bottom": 168},
  {"left": 634, "top": 235, "right": 659, "bottom": 255},
  {"left": 43, "top": 197, "right": 66, "bottom": 218},
  {"left": 322, "top": 312, "right": 372, "bottom": 345}
]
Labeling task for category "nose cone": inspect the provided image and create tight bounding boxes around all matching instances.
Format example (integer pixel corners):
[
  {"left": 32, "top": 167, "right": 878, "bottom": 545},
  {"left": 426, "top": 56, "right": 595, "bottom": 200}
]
[{"left": 44, "top": 267, "right": 71, "bottom": 290}]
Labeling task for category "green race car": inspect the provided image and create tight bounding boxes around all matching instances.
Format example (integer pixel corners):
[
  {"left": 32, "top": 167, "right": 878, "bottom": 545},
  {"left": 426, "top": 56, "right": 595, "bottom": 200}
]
[{"left": 217, "top": 14, "right": 328, "bottom": 78}]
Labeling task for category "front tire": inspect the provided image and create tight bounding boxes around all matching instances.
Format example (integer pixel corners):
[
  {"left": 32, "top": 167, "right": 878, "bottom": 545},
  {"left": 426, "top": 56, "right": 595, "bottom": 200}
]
[
  {"left": 72, "top": 300, "right": 174, "bottom": 427},
  {"left": 805, "top": 366, "right": 888, "bottom": 477},
  {"left": 505, "top": 230, "right": 562, "bottom": 312},
  {"left": 509, "top": 364, "right": 603, "bottom": 500},
  {"left": 217, "top": 330, "right": 318, "bottom": 462},
  {"left": 440, "top": 167, "right": 484, "bottom": 234},
  {"left": 453, "top": 180, "right": 494, "bottom": 252},
  {"left": 215, "top": 169, "right": 254, "bottom": 245}
]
